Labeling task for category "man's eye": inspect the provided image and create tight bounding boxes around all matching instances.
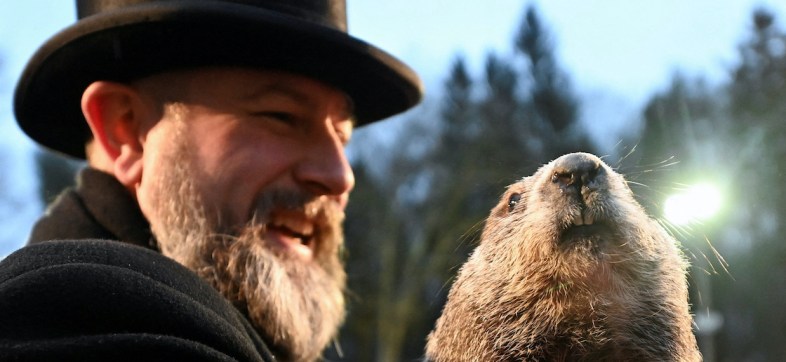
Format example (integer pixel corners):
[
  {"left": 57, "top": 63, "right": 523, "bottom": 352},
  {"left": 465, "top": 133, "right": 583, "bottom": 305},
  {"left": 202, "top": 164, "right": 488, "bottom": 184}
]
[
  {"left": 336, "top": 123, "right": 353, "bottom": 146},
  {"left": 253, "top": 111, "right": 296, "bottom": 124}
]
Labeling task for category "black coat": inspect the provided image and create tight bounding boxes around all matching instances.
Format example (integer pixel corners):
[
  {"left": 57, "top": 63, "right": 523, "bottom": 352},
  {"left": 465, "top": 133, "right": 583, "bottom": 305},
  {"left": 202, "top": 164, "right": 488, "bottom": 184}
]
[{"left": 0, "top": 168, "right": 276, "bottom": 361}]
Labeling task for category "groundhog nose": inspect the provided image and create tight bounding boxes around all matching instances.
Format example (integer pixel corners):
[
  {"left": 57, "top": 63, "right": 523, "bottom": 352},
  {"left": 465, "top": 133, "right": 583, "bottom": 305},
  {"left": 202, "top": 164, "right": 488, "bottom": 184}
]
[{"left": 551, "top": 152, "right": 603, "bottom": 190}]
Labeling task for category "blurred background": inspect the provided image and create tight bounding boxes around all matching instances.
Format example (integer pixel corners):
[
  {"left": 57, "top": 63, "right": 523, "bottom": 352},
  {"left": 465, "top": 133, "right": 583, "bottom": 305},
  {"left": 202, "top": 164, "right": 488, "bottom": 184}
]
[{"left": 1, "top": 1, "right": 785, "bottom": 361}]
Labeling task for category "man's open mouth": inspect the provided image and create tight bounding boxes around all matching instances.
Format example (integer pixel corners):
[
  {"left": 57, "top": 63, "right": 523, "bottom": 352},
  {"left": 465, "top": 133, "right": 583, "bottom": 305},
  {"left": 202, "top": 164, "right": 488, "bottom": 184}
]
[{"left": 265, "top": 209, "right": 316, "bottom": 260}]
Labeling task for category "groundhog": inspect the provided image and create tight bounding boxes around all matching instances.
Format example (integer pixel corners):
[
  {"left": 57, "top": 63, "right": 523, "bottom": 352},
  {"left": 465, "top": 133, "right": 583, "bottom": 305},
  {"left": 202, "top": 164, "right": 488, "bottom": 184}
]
[{"left": 426, "top": 152, "right": 700, "bottom": 361}]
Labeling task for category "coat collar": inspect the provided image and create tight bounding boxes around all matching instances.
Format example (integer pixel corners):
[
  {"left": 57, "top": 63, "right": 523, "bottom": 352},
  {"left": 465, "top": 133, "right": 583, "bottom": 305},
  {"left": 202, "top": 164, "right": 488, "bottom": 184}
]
[{"left": 28, "top": 167, "right": 156, "bottom": 249}]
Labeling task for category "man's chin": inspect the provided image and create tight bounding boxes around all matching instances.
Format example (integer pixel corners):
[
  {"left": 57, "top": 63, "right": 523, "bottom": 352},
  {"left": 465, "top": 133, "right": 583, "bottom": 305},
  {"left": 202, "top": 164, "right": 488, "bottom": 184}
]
[{"left": 202, "top": 229, "right": 346, "bottom": 361}]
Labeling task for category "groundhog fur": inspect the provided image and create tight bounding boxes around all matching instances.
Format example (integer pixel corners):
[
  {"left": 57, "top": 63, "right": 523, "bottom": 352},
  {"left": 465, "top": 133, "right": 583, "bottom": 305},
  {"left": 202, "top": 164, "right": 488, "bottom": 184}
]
[{"left": 426, "top": 153, "right": 700, "bottom": 361}]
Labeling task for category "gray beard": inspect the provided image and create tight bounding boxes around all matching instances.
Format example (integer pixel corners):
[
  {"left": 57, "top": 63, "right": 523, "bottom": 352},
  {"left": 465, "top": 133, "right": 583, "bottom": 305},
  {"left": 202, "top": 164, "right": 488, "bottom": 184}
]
[{"left": 147, "top": 123, "right": 346, "bottom": 362}]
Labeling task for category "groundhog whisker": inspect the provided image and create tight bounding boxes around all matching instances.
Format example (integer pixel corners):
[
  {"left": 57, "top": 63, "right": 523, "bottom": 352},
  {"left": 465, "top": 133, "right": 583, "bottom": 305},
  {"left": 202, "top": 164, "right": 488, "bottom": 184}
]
[{"left": 426, "top": 152, "right": 700, "bottom": 361}]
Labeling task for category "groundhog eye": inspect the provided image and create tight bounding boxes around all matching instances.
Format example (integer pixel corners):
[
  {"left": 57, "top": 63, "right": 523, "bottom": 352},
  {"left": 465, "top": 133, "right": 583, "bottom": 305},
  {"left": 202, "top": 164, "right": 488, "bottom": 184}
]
[{"left": 508, "top": 193, "right": 522, "bottom": 212}]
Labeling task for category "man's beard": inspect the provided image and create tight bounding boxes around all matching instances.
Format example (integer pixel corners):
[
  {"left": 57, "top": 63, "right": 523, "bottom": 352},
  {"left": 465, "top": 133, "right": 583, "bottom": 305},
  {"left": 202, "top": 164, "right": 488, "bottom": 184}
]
[{"left": 147, "top": 121, "right": 346, "bottom": 361}]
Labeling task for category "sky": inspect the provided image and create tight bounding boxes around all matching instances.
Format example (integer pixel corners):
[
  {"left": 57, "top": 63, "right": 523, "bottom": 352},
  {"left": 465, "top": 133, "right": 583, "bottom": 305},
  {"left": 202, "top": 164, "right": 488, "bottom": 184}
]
[
  {"left": 0, "top": 1, "right": 785, "bottom": 256},
  {"left": 352, "top": 0, "right": 786, "bottom": 102},
  {"left": 348, "top": 0, "right": 786, "bottom": 146}
]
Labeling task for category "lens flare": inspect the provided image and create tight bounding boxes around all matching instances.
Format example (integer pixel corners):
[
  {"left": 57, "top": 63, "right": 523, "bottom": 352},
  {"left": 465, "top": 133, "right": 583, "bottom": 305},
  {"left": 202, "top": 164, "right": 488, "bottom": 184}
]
[{"left": 664, "top": 183, "right": 722, "bottom": 225}]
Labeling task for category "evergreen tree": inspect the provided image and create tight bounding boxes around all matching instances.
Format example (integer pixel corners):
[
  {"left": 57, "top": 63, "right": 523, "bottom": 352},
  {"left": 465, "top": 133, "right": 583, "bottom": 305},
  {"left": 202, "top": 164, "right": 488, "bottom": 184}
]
[
  {"left": 336, "top": 158, "right": 402, "bottom": 361},
  {"left": 634, "top": 9, "right": 786, "bottom": 360},
  {"left": 714, "top": 8, "right": 786, "bottom": 360},
  {"left": 514, "top": 5, "right": 589, "bottom": 158},
  {"left": 730, "top": 9, "right": 786, "bottom": 127},
  {"left": 636, "top": 73, "right": 723, "bottom": 212},
  {"left": 440, "top": 56, "right": 475, "bottom": 142}
]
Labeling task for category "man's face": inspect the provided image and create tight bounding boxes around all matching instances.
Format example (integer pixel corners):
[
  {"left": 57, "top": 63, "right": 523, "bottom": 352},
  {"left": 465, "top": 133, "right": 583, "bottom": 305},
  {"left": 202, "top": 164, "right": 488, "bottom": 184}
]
[{"left": 133, "top": 68, "right": 355, "bottom": 361}]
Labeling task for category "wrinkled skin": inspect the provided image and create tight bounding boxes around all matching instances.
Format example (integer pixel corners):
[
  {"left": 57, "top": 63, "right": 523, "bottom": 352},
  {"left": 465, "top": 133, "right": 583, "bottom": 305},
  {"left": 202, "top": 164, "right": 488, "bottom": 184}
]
[{"left": 129, "top": 69, "right": 354, "bottom": 362}]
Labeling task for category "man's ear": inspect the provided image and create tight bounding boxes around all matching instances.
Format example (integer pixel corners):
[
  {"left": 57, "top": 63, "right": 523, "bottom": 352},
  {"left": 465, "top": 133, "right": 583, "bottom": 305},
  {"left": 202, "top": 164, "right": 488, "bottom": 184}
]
[{"left": 81, "top": 81, "right": 153, "bottom": 188}]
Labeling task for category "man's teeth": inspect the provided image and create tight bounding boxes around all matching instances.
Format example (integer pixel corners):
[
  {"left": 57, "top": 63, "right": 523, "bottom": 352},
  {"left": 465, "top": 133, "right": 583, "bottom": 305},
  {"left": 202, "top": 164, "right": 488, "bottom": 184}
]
[
  {"left": 572, "top": 212, "right": 594, "bottom": 226},
  {"left": 271, "top": 215, "right": 314, "bottom": 238}
]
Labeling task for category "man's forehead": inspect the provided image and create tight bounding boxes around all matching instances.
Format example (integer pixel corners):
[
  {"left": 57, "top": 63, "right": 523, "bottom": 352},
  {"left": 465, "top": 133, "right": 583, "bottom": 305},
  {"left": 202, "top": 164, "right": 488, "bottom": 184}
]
[
  {"left": 139, "top": 67, "right": 355, "bottom": 117},
  {"left": 242, "top": 78, "right": 356, "bottom": 117}
]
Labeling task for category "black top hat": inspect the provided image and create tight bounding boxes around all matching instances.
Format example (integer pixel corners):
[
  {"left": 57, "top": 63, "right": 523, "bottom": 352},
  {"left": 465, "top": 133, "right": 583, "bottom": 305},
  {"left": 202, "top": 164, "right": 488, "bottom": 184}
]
[{"left": 14, "top": 0, "right": 424, "bottom": 159}]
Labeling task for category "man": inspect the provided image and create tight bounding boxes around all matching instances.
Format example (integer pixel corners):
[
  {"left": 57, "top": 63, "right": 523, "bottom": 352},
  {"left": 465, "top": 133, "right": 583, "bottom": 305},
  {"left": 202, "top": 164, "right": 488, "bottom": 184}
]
[{"left": 0, "top": 1, "right": 422, "bottom": 361}]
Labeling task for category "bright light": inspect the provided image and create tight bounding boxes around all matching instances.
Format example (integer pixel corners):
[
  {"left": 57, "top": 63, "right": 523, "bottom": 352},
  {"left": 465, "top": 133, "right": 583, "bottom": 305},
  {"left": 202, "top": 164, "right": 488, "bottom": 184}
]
[{"left": 664, "top": 183, "right": 722, "bottom": 226}]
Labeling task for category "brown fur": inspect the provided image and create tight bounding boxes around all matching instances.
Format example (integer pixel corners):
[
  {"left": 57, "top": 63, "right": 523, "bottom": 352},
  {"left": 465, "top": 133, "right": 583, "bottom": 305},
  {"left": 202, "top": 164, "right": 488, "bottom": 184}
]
[{"left": 426, "top": 153, "right": 700, "bottom": 361}]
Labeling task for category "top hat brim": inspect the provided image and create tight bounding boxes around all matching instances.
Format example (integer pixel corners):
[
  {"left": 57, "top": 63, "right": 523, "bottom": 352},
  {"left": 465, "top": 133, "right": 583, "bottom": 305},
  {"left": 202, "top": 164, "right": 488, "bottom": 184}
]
[{"left": 14, "top": 2, "right": 423, "bottom": 158}]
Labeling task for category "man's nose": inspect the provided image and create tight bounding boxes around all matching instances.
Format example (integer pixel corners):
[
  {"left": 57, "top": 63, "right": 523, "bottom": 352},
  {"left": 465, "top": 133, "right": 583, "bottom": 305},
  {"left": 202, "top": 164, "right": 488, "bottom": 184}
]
[{"left": 294, "top": 131, "right": 355, "bottom": 198}]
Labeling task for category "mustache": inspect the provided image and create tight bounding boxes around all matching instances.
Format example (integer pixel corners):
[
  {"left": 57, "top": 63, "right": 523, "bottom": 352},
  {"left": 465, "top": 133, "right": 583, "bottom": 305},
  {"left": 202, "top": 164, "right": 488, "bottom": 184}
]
[{"left": 247, "top": 189, "right": 345, "bottom": 224}]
